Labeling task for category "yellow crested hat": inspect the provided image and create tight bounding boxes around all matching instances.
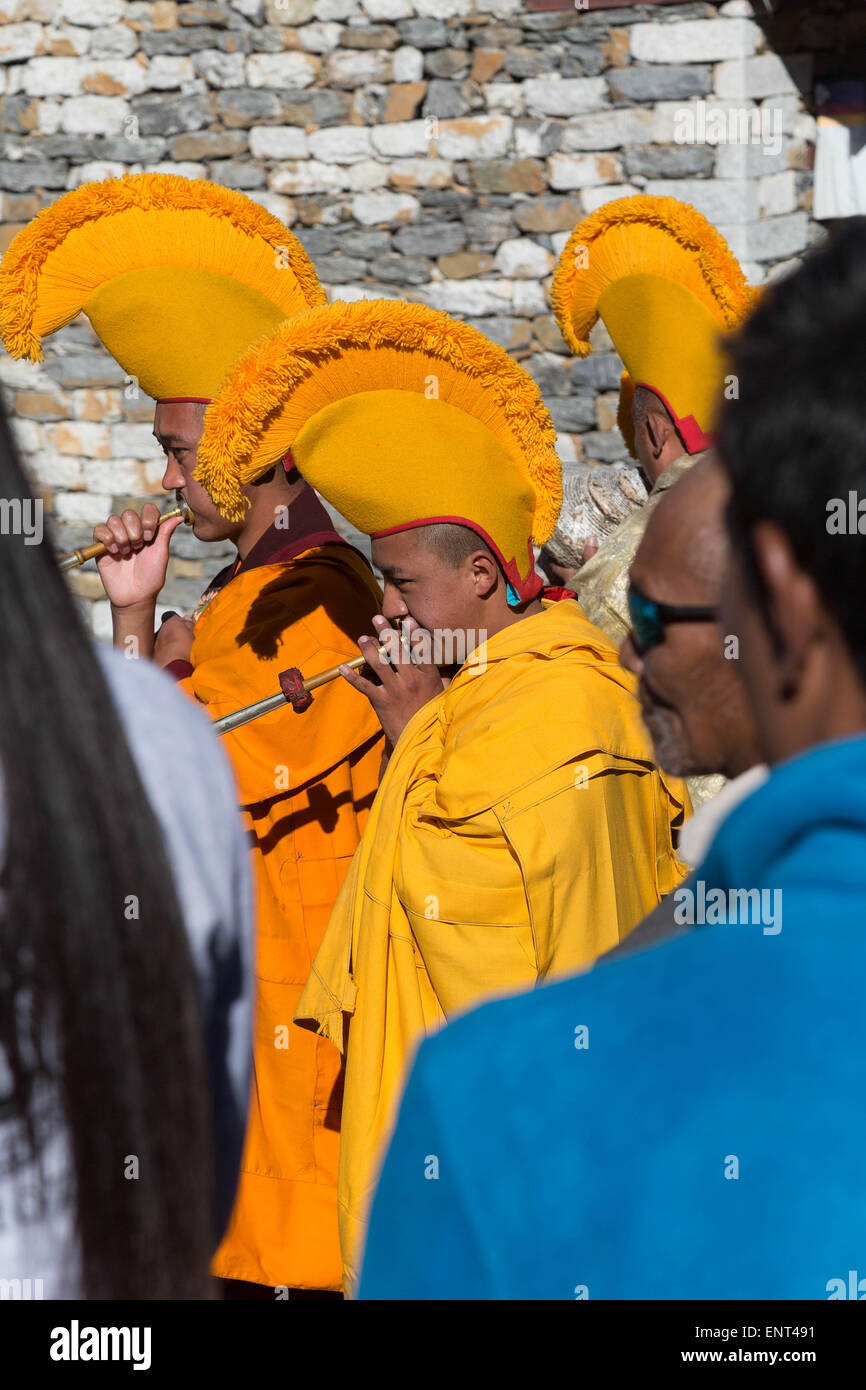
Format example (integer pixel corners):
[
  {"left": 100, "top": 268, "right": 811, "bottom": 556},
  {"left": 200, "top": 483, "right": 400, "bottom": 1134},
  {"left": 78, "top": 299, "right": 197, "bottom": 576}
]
[
  {"left": 0, "top": 173, "right": 325, "bottom": 402},
  {"left": 196, "top": 299, "right": 562, "bottom": 603},
  {"left": 551, "top": 195, "right": 755, "bottom": 456}
]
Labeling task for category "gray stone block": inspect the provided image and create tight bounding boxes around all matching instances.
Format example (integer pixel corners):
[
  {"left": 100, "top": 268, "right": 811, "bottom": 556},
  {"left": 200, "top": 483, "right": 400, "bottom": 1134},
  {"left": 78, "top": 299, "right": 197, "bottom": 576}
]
[
  {"left": 549, "top": 397, "right": 597, "bottom": 432},
  {"left": 624, "top": 144, "right": 715, "bottom": 178},
  {"left": 570, "top": 354, "right": 625, "bottom": 392},
  {"left": 132, "top": 93, "right": 213, "bottom": 137},
  {"left": 423, "top": 79, "right": 469, "bottom": 120},
  {"left": 206, "top": 159, "right": 266, "bottom": 189},
  {"left": 370, "top": 254, "right": 432, "bottom": 285},
  {"left": 0, "top": 159, "right": 68, "bottom": 190},
  {"left": 608, "top": 64, "right": 712, "bottom": 103},
  {"left": 395, "top": 19, "right": 448, "bottom": 50},
  {"left": 141, "top": 29, "right": 250, "bottom": 56},
  {"left": 562, "top": 43, "right": 606, "bottom": 78},
  {"left": 580, "top": 429, "right": 628, "bottom": 463},
  {"left": 315, "top": 253, "right": 368, "bottom": 281},
  {"left": 217, "top": 87, "right": 283, "bottom": 127},
  {"left": 394, "top": 221, "right": 466, "bottom": 256}
]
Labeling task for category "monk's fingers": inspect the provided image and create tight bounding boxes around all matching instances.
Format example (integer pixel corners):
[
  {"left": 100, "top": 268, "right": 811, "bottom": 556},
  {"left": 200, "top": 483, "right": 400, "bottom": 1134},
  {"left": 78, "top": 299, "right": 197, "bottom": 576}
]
[
  {"left": 139, "top": 502, "right": 162, "bottom": 542},
  {"left": 357, "top": 633, "right": 403, "bottom": 686},
  {"left": 120, "top": 509, "right": 146, "bottom": 547},
  {"left": 95, "top": 514, "right": 137, "bottom": 556},
  {"left": 339, "top": 659, "right": 386, "bottom": 702}
]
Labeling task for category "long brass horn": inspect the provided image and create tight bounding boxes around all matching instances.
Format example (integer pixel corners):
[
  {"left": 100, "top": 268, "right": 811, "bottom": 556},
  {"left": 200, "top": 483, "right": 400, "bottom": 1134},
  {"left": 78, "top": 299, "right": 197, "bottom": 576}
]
[{"left": 57, "top": 493, "right": 194, "bottom": 572}]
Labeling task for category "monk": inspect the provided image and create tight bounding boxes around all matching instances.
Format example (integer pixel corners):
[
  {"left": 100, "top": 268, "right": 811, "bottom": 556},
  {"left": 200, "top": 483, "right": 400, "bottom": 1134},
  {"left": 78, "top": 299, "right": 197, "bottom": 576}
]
[
  {"left": 0, "top": 174, "right": 384, "bottom": 1294},
  {"left": 195, "top": 296, "right": 691, "bottom": 1293}
]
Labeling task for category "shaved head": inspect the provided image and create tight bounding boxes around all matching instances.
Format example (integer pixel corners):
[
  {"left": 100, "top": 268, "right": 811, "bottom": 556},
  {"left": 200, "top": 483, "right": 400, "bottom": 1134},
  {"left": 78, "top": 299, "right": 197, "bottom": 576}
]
[{"left": 422, "top": 522, "right": 497, "bottom": 569}]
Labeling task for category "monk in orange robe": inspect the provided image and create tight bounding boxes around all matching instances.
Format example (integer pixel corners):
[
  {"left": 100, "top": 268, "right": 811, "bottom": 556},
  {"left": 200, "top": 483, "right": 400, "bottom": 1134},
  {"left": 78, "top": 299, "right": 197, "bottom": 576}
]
[{"left": 96, "top": 407, "right": 384, "bottom": 1295}]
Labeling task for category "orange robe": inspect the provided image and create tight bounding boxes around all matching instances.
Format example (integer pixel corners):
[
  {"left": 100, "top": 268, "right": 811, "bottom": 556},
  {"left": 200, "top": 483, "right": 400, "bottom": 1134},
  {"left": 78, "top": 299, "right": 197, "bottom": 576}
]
[{"left": 175, "top": 511, "right": 382, "bottom": 1291}]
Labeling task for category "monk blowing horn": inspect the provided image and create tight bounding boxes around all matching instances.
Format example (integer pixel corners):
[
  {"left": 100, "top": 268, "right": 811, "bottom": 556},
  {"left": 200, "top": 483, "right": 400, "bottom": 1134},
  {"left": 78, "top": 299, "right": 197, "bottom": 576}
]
[
  {"left": 57, "top": 493, "right": 195, "bottom": 572},
  {"left": 213, "top": 654, "right": 376, "bottom": 736}
]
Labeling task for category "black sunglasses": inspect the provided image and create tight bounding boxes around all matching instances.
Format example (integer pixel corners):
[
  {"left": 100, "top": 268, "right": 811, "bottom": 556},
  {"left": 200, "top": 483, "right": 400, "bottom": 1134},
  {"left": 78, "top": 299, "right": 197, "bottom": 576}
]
[{"left": 627, "top": 581, "right": 718, "bottom": 652}]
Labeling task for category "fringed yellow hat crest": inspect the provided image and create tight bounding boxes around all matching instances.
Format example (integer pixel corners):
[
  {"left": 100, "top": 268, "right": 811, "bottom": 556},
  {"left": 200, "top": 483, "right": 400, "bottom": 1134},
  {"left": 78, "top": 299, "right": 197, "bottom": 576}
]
[
  {"left": 551, "top": 195, "right": 755, "bottom": 456},
  {"left": 197, "top": 299, "right": 562, "bottom": 603},
  {"left": 0, "top": 173, "right": 325, "bottom": 401}
]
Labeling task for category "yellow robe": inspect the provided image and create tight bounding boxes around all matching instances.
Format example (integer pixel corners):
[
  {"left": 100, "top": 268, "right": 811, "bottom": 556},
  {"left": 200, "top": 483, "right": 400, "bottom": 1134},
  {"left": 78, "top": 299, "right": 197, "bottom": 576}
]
[
  {"left": 295, "top": 597, "right": 690, "bottom": 1292},
  {"left": 179, "top": 541, "right": 383, "bottom": 1290}
]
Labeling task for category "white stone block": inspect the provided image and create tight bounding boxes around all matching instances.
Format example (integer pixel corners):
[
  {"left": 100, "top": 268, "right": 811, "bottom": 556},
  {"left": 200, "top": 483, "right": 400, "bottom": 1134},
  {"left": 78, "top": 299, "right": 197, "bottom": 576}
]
[
  {"left": 645, "top": 177, "right": 758, "bottom": 224},
  {"left": 269, "top": 160, "right": 349, "bottom": 194},
  {"left": 512, "top": 281, "right": 546, "bottom": 315},
  {"left": 28, "top": 453, "right": 83, "bottom": 489},
  {"left": 298, "top": 21, "right": 342, "bottom": 52},
  {"left": 419, "top": 279, "right": 513, "bottom": 315},
  {"left": 581, "top": 183, "right": 640, "bottom": 214},
  {"left": 388, "top": 157, "right": 453, "bottom": 189},
  {"left": 22, "top": 57, "right": 86, "bottom": 96},
  {"left": 494, "top": 238, "right": 554, "bottom": 280},
  {"left": 61, "top": 0, "right": 123, "bottom": 23},
  {"left": 265, "top": 0, "right": 315, "bottom": 22},
  {"left": 523, "top": 77, "right": 607, "bottom": 119},
  {"left": 66, "top": 159, "right": 128, "bottom": 187},
  {"left": 351, "top": 190, "right": 420, "bottom": 225},
  {"left": 325, "top": 48, "right": 390, "bottom": 87},
  {"left": 548, "top": 152, "right": 622, "bottom": 191},
  {"left": 110, "top": 423, "right": 160, "bottom": 458},
  {"left": 55, "top": 491, "right": 113, "bottom": 525},
  {"left": 414, "top": 0, "right": 470, "bottom": 15},
  {"left": 483, "top": 83, "right": 524, "bottom": 117},
  {"left": 759, "top": 169, "right": 796, "bottom": 217},
  {"left": 83, "top": 457, "right": 142, "bottom": 494},
  {"left": 361, "top": 0, "right": 413, "bottom": 17},
  {"left": 81, "top": 58, "right": 149, "bottom": 95},
  {"left": 148, "top": 56, "right": 194, "bottom": 90},
  {"left": 247, "top": 51, "right": 318, "bottom": 89},
  {"left": 714, "top": 53, "right": 812, "bottom": 101},
  {"left": 308, "top": 124, "right": 374, "bottom": 163},
  {"left": 346, "top": 159, "right": 388, "bottom": 191},
  {"left": 249, "top": 125, "right": 310, "bottom": 160},
  {"left": 371, "top": 119, "right": 431, "bottom": 158},
  {"left": 59, "top": 95, "right": 129, "bottom": 134},
  {"left": 392, "top": 45, "right": 423, "bottom": 83},
  {"left": 435, "top": 115, "right": 512, "bottom": 161},
  {"left": 314, "top": 0, "right": 358, "bottom": 17},
  {"left": 631, "top": 18, "right": 759, "bottom": 64},
  {"left": 717, "top": 212, "right": 809, "bottom": 262},
  {"left": 563, "top": 109, "right": 655, "bottom": 151}
]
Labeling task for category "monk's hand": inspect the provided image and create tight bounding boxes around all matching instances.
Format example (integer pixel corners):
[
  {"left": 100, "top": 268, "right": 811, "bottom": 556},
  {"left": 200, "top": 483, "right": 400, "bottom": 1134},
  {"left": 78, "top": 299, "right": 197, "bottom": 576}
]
[
  {"left": 94, "top": 504, "right": 182, "bottom": 612},
  {"left": 153, "top": 613, "right": 195, "bottom": 668},
  {"left": 339, "top": 614, "right": 445, "bottom": 747}
]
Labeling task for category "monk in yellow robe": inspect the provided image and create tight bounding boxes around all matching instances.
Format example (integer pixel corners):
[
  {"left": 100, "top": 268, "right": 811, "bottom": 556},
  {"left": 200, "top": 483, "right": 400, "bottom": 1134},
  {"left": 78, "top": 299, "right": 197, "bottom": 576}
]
[
  {"left": 197, "top": 297, "right": 691, "bottom": 1293},
  {"left": 549, "top": 194, "right": 757, "bottom": 809},
  {"left": 0, "top": 174, "right": 384, "bottom": 1293}
]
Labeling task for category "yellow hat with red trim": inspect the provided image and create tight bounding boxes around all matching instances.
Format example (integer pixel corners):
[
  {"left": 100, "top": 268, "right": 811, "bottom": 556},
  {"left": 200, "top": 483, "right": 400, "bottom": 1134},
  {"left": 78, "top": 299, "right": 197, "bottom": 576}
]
[
  {"left": 551, "top": 195, "right": 756, "bottom": 456},
  {"left": 196, "top": 298, "right": 562, "bottom": 603},
  {"left": 0, "top": 173, "right": 325, "bottom": 403}
]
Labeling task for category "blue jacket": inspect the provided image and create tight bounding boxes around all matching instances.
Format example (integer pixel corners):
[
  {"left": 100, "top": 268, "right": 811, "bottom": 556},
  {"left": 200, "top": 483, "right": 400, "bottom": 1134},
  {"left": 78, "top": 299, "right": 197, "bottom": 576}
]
[{"left": 359, "top": 736, "right": 866, "bottom": 1299}]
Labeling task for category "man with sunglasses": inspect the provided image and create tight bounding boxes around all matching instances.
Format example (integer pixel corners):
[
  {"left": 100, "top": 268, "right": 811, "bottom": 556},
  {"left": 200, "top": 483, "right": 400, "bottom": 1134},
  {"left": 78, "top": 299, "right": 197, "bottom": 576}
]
[
  {"left": 358, "top": 226, "right": 866, "bottom": 1300},
  {"left": 605, "top": 453, "right": 765, "bottom": 958}
]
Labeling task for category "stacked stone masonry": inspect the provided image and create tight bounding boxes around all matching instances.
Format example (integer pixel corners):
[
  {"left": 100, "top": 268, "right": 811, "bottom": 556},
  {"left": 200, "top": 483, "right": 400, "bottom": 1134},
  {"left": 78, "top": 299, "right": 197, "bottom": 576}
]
[{"left": 0, "top": 0, "right": 848, "bottom": 633}]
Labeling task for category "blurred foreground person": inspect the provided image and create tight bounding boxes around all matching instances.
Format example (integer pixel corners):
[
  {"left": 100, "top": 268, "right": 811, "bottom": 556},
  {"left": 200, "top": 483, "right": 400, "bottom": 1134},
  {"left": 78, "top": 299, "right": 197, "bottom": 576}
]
[
  {"left": 359, "top": 222, "right": 866, "bottom": 1300},
  {"left": 197, "top": 297, "right": 691, "bottom": 1294},
  {"left": 607, "top": 453, "right": 765, "bottom": 958},
  {"left": 0, "top": 404, "right": 252, "bottom": 1299}
]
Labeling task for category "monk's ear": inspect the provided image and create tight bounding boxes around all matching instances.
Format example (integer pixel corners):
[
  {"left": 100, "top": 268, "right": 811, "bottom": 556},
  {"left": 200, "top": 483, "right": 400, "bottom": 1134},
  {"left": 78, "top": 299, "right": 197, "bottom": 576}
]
[
  {"left": 471, "top": 551, "right": 499, "bottom": 599},
  {"left": 750, "top": 520, "right": 823, "bottom": 698}
]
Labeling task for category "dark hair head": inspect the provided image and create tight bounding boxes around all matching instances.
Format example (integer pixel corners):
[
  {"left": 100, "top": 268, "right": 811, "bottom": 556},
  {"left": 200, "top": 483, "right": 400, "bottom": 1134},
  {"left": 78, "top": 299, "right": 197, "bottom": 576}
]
[
  {"left": 0, "top": 401, "right": 215, "bottom": 1298},
  {"left": 718, "top": 219, "right": 866, "bottom": 683}
]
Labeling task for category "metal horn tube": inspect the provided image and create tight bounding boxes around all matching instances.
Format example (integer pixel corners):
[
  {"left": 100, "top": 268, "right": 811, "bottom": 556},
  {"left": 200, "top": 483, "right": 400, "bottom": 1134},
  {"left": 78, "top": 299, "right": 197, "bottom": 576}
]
[
  {"left": 214, "top": 654, "right": 370, "bottom": 736},
  {"left": 57, "top": 493, "right": 194, "bottom": 572}
]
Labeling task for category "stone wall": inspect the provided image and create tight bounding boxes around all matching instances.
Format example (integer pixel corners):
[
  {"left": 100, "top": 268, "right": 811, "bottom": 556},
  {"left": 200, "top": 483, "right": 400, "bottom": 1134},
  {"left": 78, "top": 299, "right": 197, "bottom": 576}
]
[{"left": 0, "top": 0, "right": 845, "bottom": 633}]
